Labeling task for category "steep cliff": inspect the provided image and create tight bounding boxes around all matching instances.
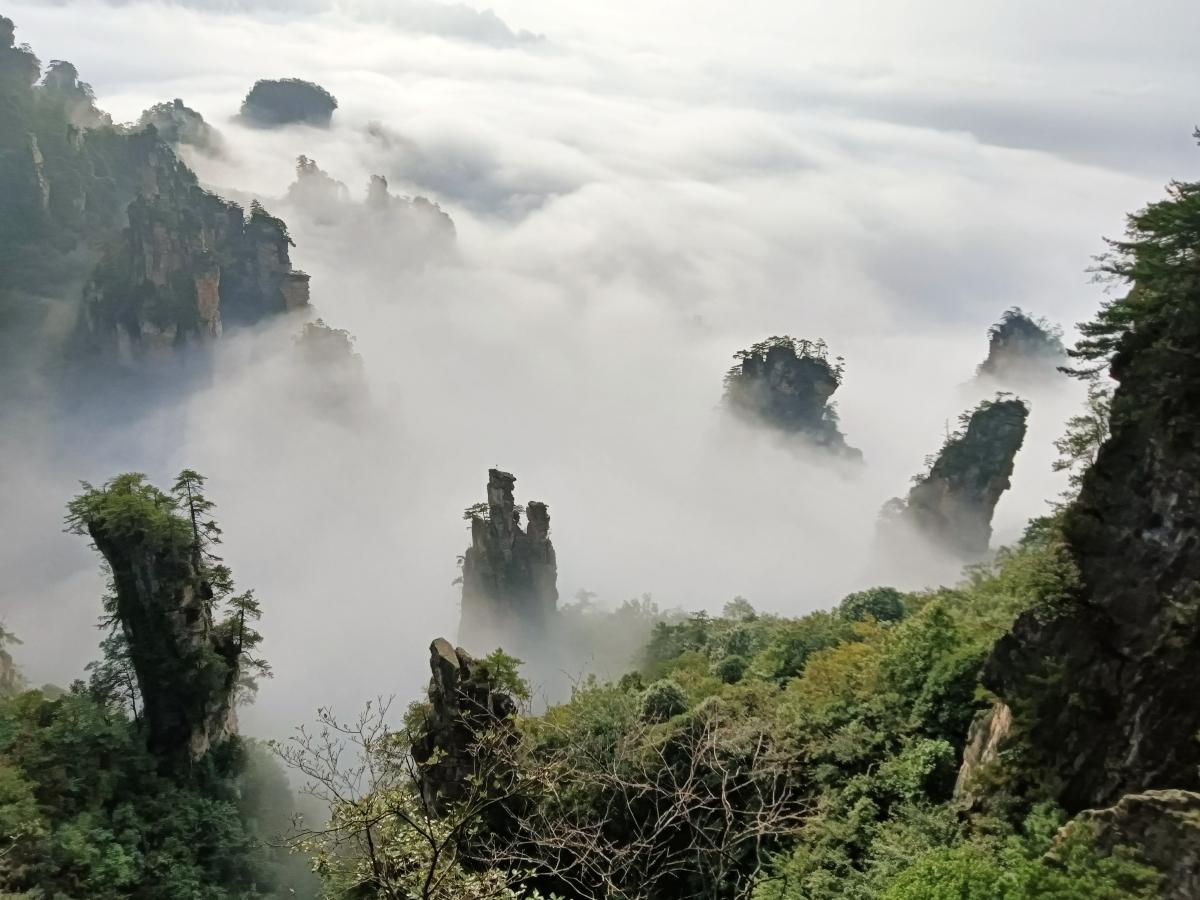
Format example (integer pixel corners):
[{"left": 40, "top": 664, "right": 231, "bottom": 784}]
[
  {"left": 0, "top": 18, "right": 309, "bottom": 385},
  {"left": 1054, "top": 790, "right": 1200, "bottom": 899},
  {"left": 976, "top": 307, "right": 1066, "bottom": 383},
  {"left": 885, "top": 397, "right": 1029, "bottom": 558},
  {"left": 0, "top": 18, "right": 50, "bottom": 250},
  {"left": 459, "top": 470, "right": 558, "bottom": 654},
  {"left": 411, "top": 638, "right": 517, "bottom": 813},
  {"left": 83, "top": 150, "right": 309, "bottom": 361},
  {"left": 723, "top": 335, "right": 861, "bottom": 460},
  {"left": 67, "top": 474, "right": 241, "bottom": 765},
  {"left": 983, "top": 178, "right": 1200, "bottom": 812}
]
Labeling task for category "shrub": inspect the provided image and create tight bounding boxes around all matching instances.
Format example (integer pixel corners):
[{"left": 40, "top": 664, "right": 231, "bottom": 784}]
[{"left": 639, "top": 678, "right": 688, "bottom": 722}]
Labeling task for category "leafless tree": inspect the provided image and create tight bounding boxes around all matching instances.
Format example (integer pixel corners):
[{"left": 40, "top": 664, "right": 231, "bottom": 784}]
[
  {"left": 278, "top": 695, "right": 808, "bottom": 900},
  {"left": 487, "top": 705, "right": 810, "bottom": 900},
  {"left": 275, "top": 697, "right": 544, "bottom": 900}
]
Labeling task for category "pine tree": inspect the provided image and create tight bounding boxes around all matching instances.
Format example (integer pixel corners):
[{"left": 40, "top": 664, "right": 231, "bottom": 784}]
[{"left": 171, "top": 469, "right": 228, "bottom": 603}]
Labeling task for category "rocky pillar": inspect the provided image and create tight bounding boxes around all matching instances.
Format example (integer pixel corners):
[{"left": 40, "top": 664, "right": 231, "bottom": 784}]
[
  {"left": 459, "top": 469, "right": 558, "bottom": 654},
  {"left": 411, "top": 638, "right": 517, "bottom": 813}
]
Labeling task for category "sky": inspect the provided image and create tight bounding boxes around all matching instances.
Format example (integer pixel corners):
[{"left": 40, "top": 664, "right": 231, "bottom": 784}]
[{"left": 2, "top": 0, "right": 1195, "bottom": 735}]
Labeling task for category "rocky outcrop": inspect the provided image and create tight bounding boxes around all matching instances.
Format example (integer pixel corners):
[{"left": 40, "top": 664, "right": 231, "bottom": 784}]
[
  {"left": 411, "top": 638, "right": 517, "bottom": 813},
  {"left": 459, "top": 470, "right": 558, "bottom": 654},
  {"left": 239, "top": 78, "right": 337, "bottom": 128},
  {"left": 1053, "top": 791, "right": 1200, "bottom": 898},
  {"left": 953, "top": 700, "right": 1012, "bottom": 802},
  {"left": 83, "top": 155, "right": 310, "bottom": 360},
  {"left": 983, "top": 183, "right": 1200, "bottom": 812},
  {"left": 286, "top": 155, "right": 349, "bottom": 212},
  {"left": 283, "top": 158, "right": 455, "bottom": 265},
  {"left": 39, "top": 59, "right": 110, "bottom": 129},
  {"left": 1, "top": 20, "right": 310, "bottom": 378},
  {"left": 25, "top": 134, "right": 49, "bottom": 212},
  {"left": 138, "top": 98, "right": 224, "bottom": 157},
  {"left": 83, "top": 491, "right": 240, "bottom": 764},
  {"left": 723, "top": 336, "right": 861, "bottom": 460},
  {"left": 293, "top": 318, "right": 367, "bottom": 418},
  {"left": 0, "top": 19, "right": 46, "bottom": 244},
  {"left": 886, "top": 397, "right": 1028, "bottom": 558},
  {"left": 976, "top": 308, "right": 1066, "bottom": 383}
]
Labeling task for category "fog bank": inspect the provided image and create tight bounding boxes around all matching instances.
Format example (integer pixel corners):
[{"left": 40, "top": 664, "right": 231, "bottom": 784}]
[{"left": 2, "top": 0, "right": 1183, "bottom": 735}]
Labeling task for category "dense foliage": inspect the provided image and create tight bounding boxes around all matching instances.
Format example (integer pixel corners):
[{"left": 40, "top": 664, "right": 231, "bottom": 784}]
[
  {"left": 0, "top": 689, "right": 308, "bottom": 898},
  {"left": 239, "top": 78, "right": 338, "bottom": 127},
  {"left": 277, "top": 523, "right": 1159, "bottom": 899},
  {"left": 0, "top": 472, "right": 312, "bottom": 898}
]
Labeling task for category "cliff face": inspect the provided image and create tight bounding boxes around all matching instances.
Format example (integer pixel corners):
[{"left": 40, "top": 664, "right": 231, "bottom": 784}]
[
  {"left": 984, "top": 264, "right": 1200, "bottom": 810},
  {"left": 890, "top": 398, "right": 1029, "bottom": 558},
  {"left": 0, "top": 19, "right": 308, "bottom": 381},
  {"left": 976, "top": 308, "right": 1065, "bottom": 383},
  {"left": 83, "top": 144, "right": 309, "bottom": 361},
  {"left": 0, "top": 19, "right": 47, "bottom": 246},
  {"left": 1056, "top": 790, "right": 1200, "bottom": 898},
  {"left": 459, "top": 470, "right": 558, "bottom": 654},
  {"left": 411, "top": 639, "right": 517, "bottom": 813},
  {"left": 723, "top": 336, "right": 861, "bottom": 460},
  {"left": 85, "top": 507, "right": 240, "bottom": 764}
]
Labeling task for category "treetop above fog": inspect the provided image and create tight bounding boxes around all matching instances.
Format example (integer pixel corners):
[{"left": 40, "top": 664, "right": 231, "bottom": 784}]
[{"left": 239, "top": 77, "right": 338, "bottom": 128}]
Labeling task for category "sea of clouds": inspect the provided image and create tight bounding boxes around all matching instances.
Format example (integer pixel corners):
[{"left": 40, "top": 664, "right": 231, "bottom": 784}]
[{"left": 2, "top": 0, "right": 1195, "bottom": 734}]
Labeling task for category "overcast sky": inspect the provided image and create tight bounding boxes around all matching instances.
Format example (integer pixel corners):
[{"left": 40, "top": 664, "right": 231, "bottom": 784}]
[{"left": 3, "top": 0, "right": 1195, "bottom": 734}]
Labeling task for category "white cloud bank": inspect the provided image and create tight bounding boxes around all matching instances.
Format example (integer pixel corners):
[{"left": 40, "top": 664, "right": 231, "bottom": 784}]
[{"left": 1, "top": 0, "right": 1193, "bottom": 734}]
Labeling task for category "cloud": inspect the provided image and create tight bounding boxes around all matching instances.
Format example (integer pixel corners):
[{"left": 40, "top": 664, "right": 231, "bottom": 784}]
[
  {"left": 345, "top": 0, "right": 544, "bottom": 47},
  {"left": 0, "top": 0, "right": 1183, "bottom": 735},
  {"left": 31, "top": 0, "right": 543, "bottom": 47}
]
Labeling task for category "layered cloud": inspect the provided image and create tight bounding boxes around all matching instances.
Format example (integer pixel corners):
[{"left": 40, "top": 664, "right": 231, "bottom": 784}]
[
  {"left": 1, "top": 0, "right": 1191, "bottom": 733},
  {"left": 33, "top": 0, "right": 543, "bottom": 46}
]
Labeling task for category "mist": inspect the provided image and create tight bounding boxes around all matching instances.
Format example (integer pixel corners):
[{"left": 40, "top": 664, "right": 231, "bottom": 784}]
[{"left": 1, "top": 0, "right": 1184, "bottom": 737}]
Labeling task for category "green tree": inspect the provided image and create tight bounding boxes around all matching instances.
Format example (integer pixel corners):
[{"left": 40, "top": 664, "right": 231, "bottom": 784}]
[
  {"left": 838, "top": 586, "right": 907, "bottom": 623},
  {"left": 171, "top": 468, "right": 223, "bottom": 582},
  {"left": 1052, "top": 379, "right": 1112, "bottom": 500},
  {"left": 639, "top": 678, "right": 689, "bottom": 722},
  {"left": 0, "top": 623, "right": 22, "bottom": 697}
]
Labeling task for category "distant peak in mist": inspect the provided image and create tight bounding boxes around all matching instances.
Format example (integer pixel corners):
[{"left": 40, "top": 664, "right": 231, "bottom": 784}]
[{"left": 976, "top": 306, "right": 1068, "bottom": 385}]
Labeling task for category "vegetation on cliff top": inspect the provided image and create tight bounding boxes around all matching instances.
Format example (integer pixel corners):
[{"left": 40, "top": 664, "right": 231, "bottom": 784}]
[
  {"left": 239, "top": 78, "right": 338, "bottom": 128},
  {"left": 1, "top": 471, "right": 311, "bottom": 898},
  {"left": 723, "top": 335, "right": 861, "bottom": 460},
  {"left": 975, "top": 307, "right": 1066, "bottom": 382}
]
